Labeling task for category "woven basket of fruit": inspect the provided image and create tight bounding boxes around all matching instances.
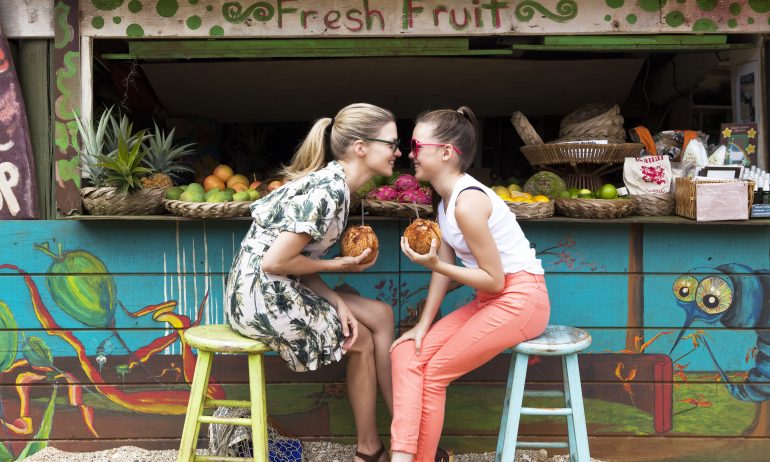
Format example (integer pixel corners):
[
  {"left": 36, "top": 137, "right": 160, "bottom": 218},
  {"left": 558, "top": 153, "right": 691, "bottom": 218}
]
[
  {"left": 507, "top": 200, "right": 554, "bottom": 219},
  {"left": 631, "top": 193, "right": 675, "bottom": 216},
  {"left": 362, "top": 199, "right": 432, "bottom": 218},
  {"left": 361, "top": 172, "right": 433, "bottom": 218},
  {"left": 163, "top": 199, "right": 252, "bottom": 218},
  {"left": 555, "top": 197, "right": 635, "bottom": 219},
  {"left": 520, "top": 143, "right": 643, "bottom": 166},
  {"left": 81, "top": 187, "right": 167, "bottom": 215}
]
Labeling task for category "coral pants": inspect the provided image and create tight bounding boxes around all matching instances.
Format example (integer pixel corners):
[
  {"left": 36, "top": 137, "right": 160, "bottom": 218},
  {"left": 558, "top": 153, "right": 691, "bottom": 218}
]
[{"left": 390, "top": 272, "right": 550, "bottom": 460}]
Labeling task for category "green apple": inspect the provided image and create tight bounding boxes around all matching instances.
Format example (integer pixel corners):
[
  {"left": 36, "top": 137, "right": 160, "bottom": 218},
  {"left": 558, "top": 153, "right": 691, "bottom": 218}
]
[
  {"left": 207, "top": 191, "right": 229, "bottom": 203},
  {"left": 248, "top": 189, "right": 260, "bottom": 201},
  {"left": 186, "top": 183, "right": 204, "bottom": 195},
  {"left": 179, "top": 190, "right": 204, "bottom": 202},
  {"left": 205, "top": 188, "right": 222, "bottom": 200},
  {"left": 233, "top": 191, "right": 252, "bottom": 202}
]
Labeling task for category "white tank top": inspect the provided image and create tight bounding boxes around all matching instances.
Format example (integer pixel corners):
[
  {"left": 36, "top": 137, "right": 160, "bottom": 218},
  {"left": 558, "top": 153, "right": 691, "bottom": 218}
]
[{"left": 437, "top": 174, "right": 544, "bottom": 275}]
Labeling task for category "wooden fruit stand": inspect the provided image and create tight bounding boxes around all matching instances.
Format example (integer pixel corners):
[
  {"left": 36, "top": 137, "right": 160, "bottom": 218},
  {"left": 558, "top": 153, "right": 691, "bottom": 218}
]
[{"left": 1, "top": 2, "right": 770, "bottom": 461}]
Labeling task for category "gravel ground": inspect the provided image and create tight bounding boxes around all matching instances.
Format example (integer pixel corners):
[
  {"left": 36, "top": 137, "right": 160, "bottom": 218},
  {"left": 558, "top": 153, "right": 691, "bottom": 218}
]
[{"left": 24, "top": 443, "right": 606, "bottom": 462}]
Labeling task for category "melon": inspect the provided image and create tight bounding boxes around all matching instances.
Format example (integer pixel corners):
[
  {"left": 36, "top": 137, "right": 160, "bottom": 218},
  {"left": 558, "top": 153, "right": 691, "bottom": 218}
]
[{"left": 523, "top": 172, "right": 566, "bottom": 200}]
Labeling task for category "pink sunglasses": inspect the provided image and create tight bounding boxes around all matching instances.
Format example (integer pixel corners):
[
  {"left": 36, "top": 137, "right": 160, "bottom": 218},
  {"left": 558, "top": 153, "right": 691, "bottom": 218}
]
[{"left": 410, "top": 138, "right": 462, "bottom": 158}]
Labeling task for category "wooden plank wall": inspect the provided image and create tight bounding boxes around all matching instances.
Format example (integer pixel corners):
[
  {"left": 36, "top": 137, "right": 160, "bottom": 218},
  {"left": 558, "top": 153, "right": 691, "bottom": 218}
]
[{"left": 1, "top": 220, "right": 770, "bottom": 461}]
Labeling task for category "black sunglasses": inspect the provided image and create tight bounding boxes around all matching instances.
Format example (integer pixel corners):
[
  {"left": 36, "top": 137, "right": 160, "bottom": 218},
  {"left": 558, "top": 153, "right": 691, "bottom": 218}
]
[{"left": 362, "top": 137, "right": 401, "bottom": 153}]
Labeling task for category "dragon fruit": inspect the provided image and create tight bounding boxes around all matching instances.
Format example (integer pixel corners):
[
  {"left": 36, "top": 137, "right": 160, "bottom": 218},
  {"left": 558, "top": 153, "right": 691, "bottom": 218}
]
[
  {"left": 394, "top": 174, "right": 419, "bottom": 191},
  {"left": 395, "top": 189, "right": 427, "bottom": 205},
  {"left": 416, "top": 187, "right": 432, "bottom": 205},
  {"left": 368, "top": 185, "right": 399, "bottom": 201}
]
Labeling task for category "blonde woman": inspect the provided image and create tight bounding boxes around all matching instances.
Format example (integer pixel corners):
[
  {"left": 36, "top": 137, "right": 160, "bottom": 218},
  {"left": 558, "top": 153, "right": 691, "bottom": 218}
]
[{"left": 226, "top": 103, "right": 401, "bottom": 462}]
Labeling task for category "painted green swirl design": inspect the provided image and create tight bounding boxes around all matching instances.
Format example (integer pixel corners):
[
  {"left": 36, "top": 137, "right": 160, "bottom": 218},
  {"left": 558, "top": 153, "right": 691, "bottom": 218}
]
[
  {"left": 54, "top": 1, "right": 74, "bottom": 49},
  {"left": 222, "top": 1, "right": 275, "bottom": 23},
  {"left": 515, "top": 0, "right": 578, "bottom": 23}
]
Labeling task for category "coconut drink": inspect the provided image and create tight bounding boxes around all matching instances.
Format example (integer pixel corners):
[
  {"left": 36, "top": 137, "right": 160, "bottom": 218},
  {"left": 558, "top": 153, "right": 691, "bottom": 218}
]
[
  {"left": 340, "top": 225, "right": 379, "bottom": 264},
  {"left": 403, "top": 219, "right": 441, "bottom": 255}
]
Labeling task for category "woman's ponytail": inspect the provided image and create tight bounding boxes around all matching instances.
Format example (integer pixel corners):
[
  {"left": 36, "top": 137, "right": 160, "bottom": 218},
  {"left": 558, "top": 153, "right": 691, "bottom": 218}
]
[{"left": 279, "top": 117, "right": 332, "bottom": 181}]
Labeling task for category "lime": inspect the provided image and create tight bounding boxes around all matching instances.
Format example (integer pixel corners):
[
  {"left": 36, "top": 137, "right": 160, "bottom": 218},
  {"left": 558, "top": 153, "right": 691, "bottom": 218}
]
[
  {"left": 578, "top": 189, "right": 594, "bottom": 199},
  {"left": 164, "top": 186, "right": 183, "bottom": 200},
  {"left": 597, "top": 184, "right": 619, "bottom": 200},
  {"left": 559, "top": 190, "right": 572, "bottom": 199}
]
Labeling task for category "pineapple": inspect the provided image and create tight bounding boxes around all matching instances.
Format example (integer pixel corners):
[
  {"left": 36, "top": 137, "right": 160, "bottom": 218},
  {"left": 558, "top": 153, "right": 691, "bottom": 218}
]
[
  {"left": 74, "top": 105, "right": 114, "bottom": 187},
  {"left": 104, "top": 112, "right": 142, "bottom": 155},
  {"left": 96, "top": 130, "right": 151, "bottom": 194},
  {"left": 141, "top": 122, "right": 195, "bottom": 188}
]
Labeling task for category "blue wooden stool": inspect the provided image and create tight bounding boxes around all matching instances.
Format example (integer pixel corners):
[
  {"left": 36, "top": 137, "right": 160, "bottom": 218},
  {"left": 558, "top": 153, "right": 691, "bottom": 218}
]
[
  {"left": 177, "top": 324, "right": 271, "bottom": 462},
  {"left": 496, "top": 325, "right": 592, "bottom": 462}
]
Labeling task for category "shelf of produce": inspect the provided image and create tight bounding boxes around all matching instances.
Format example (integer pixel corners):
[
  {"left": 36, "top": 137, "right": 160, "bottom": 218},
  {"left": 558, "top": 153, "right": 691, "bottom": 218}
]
[{"left": 63, "top": 214, "right": 770, "bottom": 225}]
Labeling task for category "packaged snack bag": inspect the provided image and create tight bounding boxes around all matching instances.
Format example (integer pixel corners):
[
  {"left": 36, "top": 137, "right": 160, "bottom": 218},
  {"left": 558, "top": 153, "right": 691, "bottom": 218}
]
[{"left": 623, "top": 155, "right": 672, "bottom": 194}]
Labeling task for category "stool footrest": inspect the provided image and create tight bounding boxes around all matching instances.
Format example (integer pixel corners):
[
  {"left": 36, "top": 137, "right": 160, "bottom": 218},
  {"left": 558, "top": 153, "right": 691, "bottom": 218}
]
[
  {"left": 198, "top": 415, "right": 252, "bottom": 426},
  {"left": 524, "top": 390, "right": 564, "bottom": 398},
  {"left": 195, "top": 455, "right": 254, "bottom": 462},
  {"left": 517, "top": 442, "right": 569, "bottom": 449},
  {"left": 520, "top": 407, "right": 572, "bottom": 416},
  {"left": 205, "top": 399, "right": 251, "bottom": 409}
]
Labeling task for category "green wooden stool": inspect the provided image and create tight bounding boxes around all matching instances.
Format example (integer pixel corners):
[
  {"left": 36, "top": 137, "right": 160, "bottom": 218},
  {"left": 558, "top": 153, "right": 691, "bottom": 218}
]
[{"left": 177, "top": 324, "right": 271, "bottom": 462}]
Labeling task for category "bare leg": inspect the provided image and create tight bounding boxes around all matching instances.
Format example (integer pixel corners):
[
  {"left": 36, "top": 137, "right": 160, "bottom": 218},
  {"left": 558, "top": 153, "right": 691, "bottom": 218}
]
[
  {"left": 347, "top": 323, "right": 387, "bottom": 462},
  {"left": 339, "top": 291, "right": 395, "bottom": 413},
  {"left": 389, "top": 452, "right": 413, "bottom": 462}
]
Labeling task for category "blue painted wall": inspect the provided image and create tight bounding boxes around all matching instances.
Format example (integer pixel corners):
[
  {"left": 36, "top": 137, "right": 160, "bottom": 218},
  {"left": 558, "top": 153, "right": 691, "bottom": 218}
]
[{"left": 1, "top": 219, "right": 769, "bottom": 460}]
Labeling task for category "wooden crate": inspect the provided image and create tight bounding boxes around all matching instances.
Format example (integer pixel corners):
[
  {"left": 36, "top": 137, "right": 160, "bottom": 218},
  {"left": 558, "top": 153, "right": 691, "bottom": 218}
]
[{"left": 674, "top": 177, "right": 754, "bottom": 220}]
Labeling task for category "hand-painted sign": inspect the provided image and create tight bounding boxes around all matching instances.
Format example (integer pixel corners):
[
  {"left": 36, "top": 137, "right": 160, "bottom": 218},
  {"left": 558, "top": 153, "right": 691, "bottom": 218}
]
[
  {"left": 0, "top": 25, "right": 38, "bottom": 219},
  {"left": 80, "top": 0, "right": 770, "bottom": 37}
]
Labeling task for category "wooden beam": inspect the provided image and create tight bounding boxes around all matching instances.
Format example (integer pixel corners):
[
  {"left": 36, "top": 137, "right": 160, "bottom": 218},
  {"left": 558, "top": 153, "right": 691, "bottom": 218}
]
[
  {"left": 106, "top": 38, "right": 512, "bottom": 60},
  {"left": 52, "top": 0, "right": 81, "bottom": 216},
  {"left": 544, "top": 35, "right": 727, "bottom": 46},
  {"left": 0, "top": 0, "right": 54, "bottom": 39},
  {"left": 18, "top": 40, "right": 53, "bottom": 219}
]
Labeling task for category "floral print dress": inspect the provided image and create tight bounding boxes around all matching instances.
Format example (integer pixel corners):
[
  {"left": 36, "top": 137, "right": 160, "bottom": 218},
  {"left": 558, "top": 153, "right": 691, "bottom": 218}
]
[{"left": 225, "top": 161, "right": 349, "bottom": 372}]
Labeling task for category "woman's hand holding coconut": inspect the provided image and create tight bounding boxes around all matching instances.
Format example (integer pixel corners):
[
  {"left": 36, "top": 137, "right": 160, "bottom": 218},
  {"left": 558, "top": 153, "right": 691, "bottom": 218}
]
[
  {"left": 399, "top": 236, "right": 439, "bottom": 270},
  {"left": 333, "top": 247, "right": 378, "bottom": 272}
]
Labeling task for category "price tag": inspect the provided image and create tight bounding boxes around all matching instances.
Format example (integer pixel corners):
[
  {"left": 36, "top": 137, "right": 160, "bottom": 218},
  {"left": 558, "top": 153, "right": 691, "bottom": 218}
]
[{"left": 750, "top": 204, "right": 770, "bottom": 218}]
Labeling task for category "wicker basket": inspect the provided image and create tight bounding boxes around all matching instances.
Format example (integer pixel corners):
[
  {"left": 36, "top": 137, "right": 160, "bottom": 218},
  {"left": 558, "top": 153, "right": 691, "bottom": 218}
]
[
  {"left": 555, "top": 198, "right": 635, "bottom": 219},
  {"left": 163, "top": 199, "right": 252, "bottom": 218},
  {"left": 363, "top": 199, "right": 432, "bottom": 218},
  {"left": 507, "top": 200, "right": 554, "bottom": 219},
  {"left": 674, "top": 177, "right": 754, "bottom": 220},
  {"left": 631, "top": 193, "right": 675, "bottom": 216},
  {"left": 520, "top": 143, "right": 643, "bottom": 166},
  {"left": 81, "top": 187, "right": 167, "bottom": 215}
]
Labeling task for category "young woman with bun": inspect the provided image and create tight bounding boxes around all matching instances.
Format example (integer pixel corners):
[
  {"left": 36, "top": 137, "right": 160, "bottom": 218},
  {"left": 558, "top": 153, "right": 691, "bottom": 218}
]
[{"left": 389, "top": 107, "right": 551, "bottom": 462}]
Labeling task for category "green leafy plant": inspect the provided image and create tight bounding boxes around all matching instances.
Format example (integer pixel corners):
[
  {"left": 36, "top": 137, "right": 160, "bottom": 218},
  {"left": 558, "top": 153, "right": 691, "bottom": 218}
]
[
  {"left": 96, "top": 130, "right": 151, "bottom": 194},
  {"left": 104, "top": 111, "right": 143, "bottom": 156},
  {"left": 73, "top": 106, "right": 114, "bottom": 187},
  {"left": 141, "top": 122, "right": 196, "bottom": 188}
]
